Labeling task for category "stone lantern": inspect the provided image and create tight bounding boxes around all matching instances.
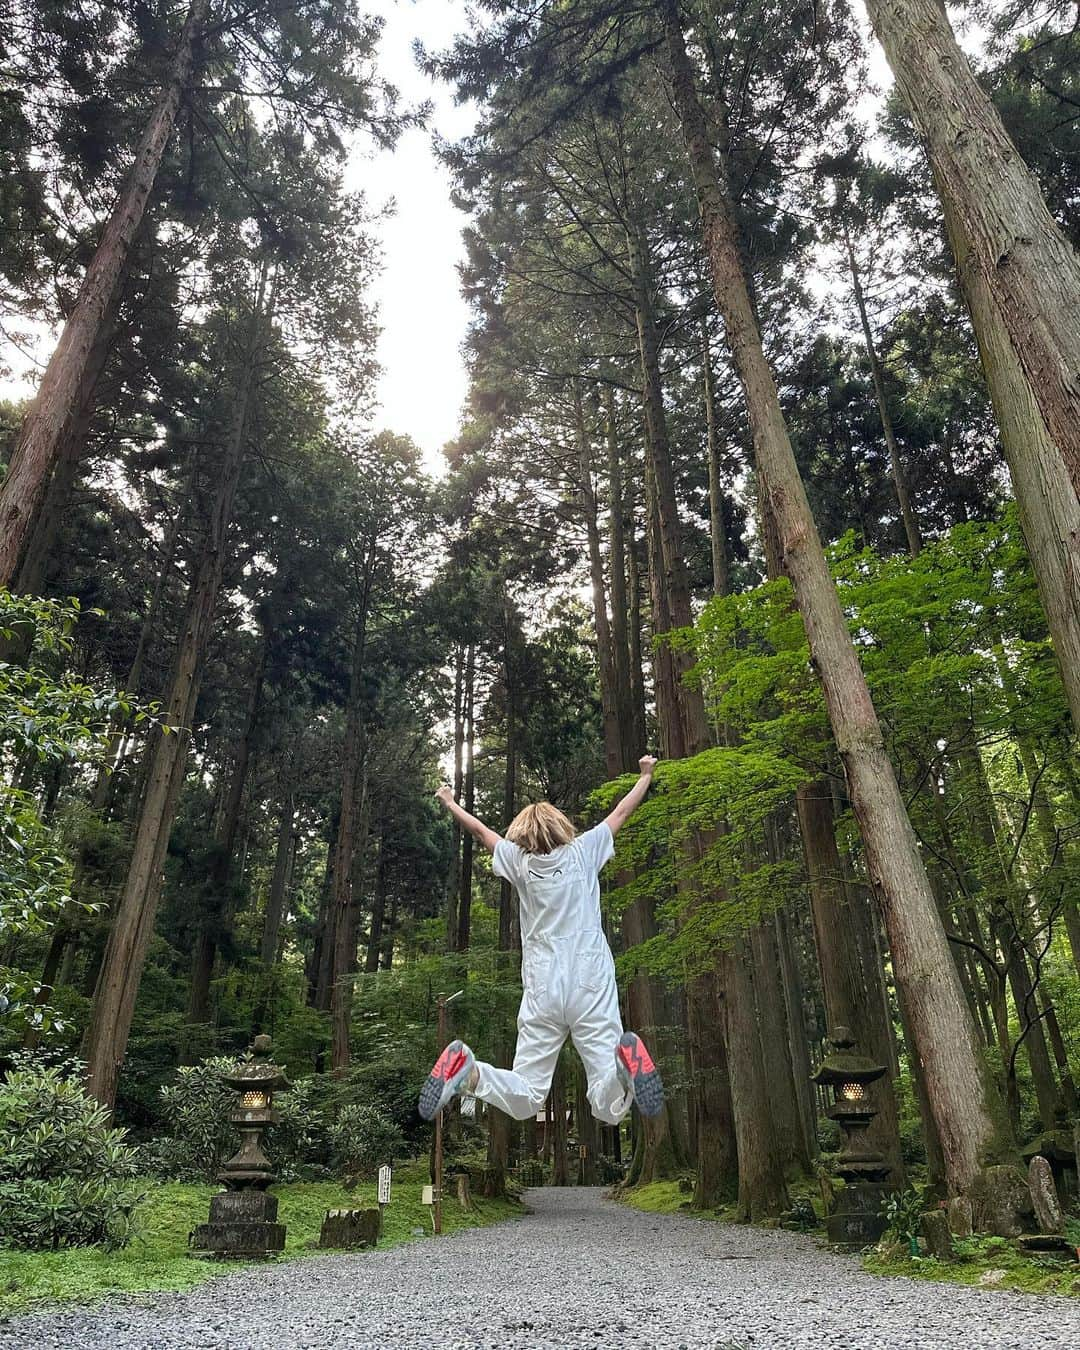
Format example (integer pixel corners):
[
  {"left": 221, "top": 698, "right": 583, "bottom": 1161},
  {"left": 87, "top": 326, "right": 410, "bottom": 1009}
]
[
  {"left": 192, "top": 1034, "right": 291, "bottom": 1258},
  {"left": 812, "top": 1025, "right": 890, "bottom": 1247}
]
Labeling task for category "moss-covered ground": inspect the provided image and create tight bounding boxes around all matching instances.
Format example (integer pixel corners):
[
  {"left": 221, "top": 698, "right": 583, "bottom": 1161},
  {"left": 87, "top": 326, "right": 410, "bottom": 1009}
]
[
  {"left": 618, "top": 1180, "right": 1080, "bottom": 1298},
  {"left": 0, "top": 1167, "right": 521, "bottom": 1317}
]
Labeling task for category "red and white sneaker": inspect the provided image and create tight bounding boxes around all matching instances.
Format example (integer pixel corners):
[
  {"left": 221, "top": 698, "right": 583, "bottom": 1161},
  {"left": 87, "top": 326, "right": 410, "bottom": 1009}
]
[
  {"left": 615, "top": 1032, "right": 665, "bottom": 1118},
  {"left": 418, "top": 1039, "right": 477, "bottom": 1121}
]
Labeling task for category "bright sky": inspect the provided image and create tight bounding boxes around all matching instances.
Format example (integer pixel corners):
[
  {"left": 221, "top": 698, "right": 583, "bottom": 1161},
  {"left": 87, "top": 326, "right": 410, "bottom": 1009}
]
[
  {"left": 359, "top": 0, "right": 475, "bottom": 471},
  {"left": 0, "top": 1, "right": 476, "bottom": 475}
]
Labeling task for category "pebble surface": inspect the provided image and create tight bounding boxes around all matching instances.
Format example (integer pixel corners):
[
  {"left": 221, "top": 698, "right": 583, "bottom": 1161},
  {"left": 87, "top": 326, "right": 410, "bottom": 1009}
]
[{"left": 1, "top": 1188, "right": 1078, "bottom": 1348}]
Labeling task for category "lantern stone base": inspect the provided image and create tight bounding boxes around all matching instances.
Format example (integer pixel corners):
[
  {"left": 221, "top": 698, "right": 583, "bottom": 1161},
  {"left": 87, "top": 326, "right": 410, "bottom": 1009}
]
[
  {"left": 191, "top": 1189, "right": 286, "bottom": 1258},
  {"left": 826, "top": 1181, "right": 891, "bottom": 1248}
]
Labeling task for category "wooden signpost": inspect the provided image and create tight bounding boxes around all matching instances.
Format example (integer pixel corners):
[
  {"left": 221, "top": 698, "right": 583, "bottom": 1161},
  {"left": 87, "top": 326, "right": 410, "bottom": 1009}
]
[{"left": 378, "top": 1164, "right": 391, "bottom": 1233}]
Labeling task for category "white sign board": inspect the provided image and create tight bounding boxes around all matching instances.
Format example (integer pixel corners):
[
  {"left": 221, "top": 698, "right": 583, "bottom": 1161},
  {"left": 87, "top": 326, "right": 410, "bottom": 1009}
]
[
  {"left": 421, "top": 1184, "right": 434, "bottom": 1206},
  {"left": 378, "top": 1165, "right": 392, "bottom": 1206}
]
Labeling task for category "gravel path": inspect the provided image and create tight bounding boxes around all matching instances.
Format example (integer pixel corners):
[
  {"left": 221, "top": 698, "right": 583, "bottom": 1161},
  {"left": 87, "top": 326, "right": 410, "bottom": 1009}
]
[{"left": 1, "top": 1188, "right": 1078, "bottom": 1349}]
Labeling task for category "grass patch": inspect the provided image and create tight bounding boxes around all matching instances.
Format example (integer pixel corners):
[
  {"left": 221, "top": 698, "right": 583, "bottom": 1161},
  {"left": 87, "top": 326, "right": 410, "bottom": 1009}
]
[
  {"left": 615, "top": 1179, "right": 737, "bottom": 1223},
  {"left": 0, "top": 1170, "right": 520, "bottom": 1318},
  {"left": 864, "top": 1234, "right": 1080, "bottom": 1299}
]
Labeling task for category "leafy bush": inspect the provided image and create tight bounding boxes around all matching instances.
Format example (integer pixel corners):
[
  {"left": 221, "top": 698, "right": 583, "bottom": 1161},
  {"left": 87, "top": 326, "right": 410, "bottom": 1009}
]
[
  {"left": 880, "top": 1185, "right": 925, "bottom": 1246},
  {"left": 0, "top": 1061, "right": 145, "bottom": 1250},
  {"left": 328, "top": 1103, "right": 404, "bottom": 1179}
]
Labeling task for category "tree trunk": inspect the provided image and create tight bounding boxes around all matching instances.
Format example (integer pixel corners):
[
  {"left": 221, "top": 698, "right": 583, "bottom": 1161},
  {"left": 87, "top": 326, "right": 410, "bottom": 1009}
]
[
  {"left": 701, "top": 318, "right": 731, "bottom": 597},
  {"left": 260, "top": 788, "right": 296, "bottom": 969},
  {"left": 446, "top": 646, "right": 465, "bottom": 951},
  {"left": 456, "top": 644, "right": 476, "bottom": 952},
  {"left": 82, "top": 274, "right": 265, "bottom": 1108},
  {"left": 717, "top": 940, "right": 790, "bottom": 1221},
  {"left": 844, "top": 227, "right": 922, "bottom": 557},
  {"left": 0, "top": 0, "right": 210, "bottom": 586},
  {"left": 576, "top": 379, "right": 622, "bottom": 779},
  {"left": 626, "top": 506, "right": 648, "bottom": 756},
  {"left": 941, "top": 198, "right": 1080, "bottom": 734},
  {"left": 365, "top": 848, "right": 388, "bottom": 974},
  {"left": 330, "top": 573, "right": 374, "bottom": 1075},
  {"left": 604, "top": 386, "right": 636, "bottom": 769},
  {"left": 861, "top": 0, "right": 1080, "bottom": 493},
  {"left": 661, "top": 0, "right": 1008, "bottom": 1193},
  {"left": 627, "top": 222, "right": 710, "bottom": 756},
  {"left": 187, "top": 640, "right": 267, "bottom": 1025},
  {"left": 796, "top": 779, "right": 903, "bottom": 1183}
]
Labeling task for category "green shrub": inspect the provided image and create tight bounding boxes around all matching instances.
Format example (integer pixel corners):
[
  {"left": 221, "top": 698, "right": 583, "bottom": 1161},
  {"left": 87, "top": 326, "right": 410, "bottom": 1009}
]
[
  {"left": 142, "top": 1058, "right": 332, "bottom": 1183},
  {"left": 328, "top": 1103, "right": 404, "bottom": 1179},
  {"left": 0, "top": 1062, "right": 145, "bottom": 1250},
  {"left": 880, "top": 1185, "right": 925, "bottom": 1246}
]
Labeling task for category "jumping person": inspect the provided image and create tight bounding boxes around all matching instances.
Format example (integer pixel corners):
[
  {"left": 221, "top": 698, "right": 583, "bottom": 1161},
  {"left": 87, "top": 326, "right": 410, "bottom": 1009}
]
[{"left": 418, "top": 756, "right": 664, "bottom": 1126}]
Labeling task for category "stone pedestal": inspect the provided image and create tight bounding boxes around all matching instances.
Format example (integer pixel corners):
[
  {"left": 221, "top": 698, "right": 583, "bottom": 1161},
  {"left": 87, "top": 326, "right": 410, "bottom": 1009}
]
[
  {"left": 826, "top": 1182, "right": 890, "bottom": 1248},
  {"left": 318, "top": 1207, "right": 382, "bottom": 1250},
  {"left": 191, "top": 1190, "right": 286, "bottom": 1258}
]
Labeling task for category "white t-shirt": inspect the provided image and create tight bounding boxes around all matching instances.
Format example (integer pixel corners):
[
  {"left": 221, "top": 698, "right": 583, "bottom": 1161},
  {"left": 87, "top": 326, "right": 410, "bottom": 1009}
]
[{"left": 492, "top": 822, "right": 615, "bottom": 946}]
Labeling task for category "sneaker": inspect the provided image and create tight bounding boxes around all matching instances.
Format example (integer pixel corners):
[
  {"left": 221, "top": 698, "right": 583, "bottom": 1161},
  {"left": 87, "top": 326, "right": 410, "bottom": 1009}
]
[
  {"left": 615, "top": 1031, "right": 665, "bottom": 1118},
  {"left": 418, "top": 1039, "right": 477, "bottom": 1121}
]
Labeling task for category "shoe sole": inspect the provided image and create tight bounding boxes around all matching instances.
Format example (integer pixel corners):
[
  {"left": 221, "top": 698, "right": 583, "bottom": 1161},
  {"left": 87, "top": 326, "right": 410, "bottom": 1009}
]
[
  {"left": 618, "top": 1032, "right": 665, "bottom": 1119},
  {"left": 418, "top": 1041, "right": 472, "bottom": 1121}
]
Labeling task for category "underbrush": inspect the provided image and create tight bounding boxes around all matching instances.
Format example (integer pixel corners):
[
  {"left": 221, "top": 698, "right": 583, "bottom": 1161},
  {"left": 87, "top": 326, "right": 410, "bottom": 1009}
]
[
  {"left": 0, "top": 1170, "right": 520, "bottom": 1317},
  {"left": 864, "top": 1232, "right": 1080, "bottom": 1298}
]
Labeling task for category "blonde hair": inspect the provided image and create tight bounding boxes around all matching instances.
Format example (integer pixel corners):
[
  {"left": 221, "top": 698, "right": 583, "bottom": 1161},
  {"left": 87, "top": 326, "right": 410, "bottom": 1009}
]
[{"left": 505, "top": 802, "right": 576, "bottom": 855}]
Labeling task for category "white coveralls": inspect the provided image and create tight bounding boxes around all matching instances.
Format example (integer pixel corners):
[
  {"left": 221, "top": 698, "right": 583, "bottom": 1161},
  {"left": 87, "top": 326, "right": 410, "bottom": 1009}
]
[{"left": 472, "top": 822, "right": 632, "bottom": 1125}]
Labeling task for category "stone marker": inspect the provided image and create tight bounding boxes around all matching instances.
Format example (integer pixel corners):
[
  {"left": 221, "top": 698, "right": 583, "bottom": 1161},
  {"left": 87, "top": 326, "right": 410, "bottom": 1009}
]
[
  {"left": 946, "top": 1196, "right": 973, "bottom": 1238},
  {"left": 968, "top": 1164, "right": 1035, "bottom": 1237},
  {"left": 920, "top": 1209, "right": 953, "bottom": 1261},
  {"left": 1028, "top": 1155, "right": 1065, "bottom": 1235},
  {"left": 318, "top": 1207, "right": 382, "bottom": 1250}
]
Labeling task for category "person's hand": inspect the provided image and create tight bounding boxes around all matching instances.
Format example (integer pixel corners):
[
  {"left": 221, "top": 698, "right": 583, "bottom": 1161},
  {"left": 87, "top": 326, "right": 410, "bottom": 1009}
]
[
  {"left": 639, "top": 755, "right": 658, "bottom": 776},
  {"left": 435, "top": 784, "right": 454, "bottom": 806}
]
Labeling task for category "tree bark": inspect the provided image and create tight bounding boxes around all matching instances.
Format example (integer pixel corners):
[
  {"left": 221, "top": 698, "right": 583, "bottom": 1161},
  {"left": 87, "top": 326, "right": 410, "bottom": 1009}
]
[
  {"left": 844, "top": 227, "right": 922, "bottom": 557},
  {"left": 796, "top": 779, "right": 903, "bottom": 1182},
  {"left": 576, "top": 379, "right": 622, "bottom": 779},
  {"left": 187, "top": 639, "right": 267, "bottom": 1025},
  {"left": 661, "top": 0, "right": 1008, "bottom": 1194},
  {"left": 603, "top": 386, "right": 636, "bottom": 769},
  {"left": 861, "top": 0, "right": 1080, "bottom": 494},
  {"left": 0, "top": 0, "right": 210, "bottom": 586},
  {"left": 717, "top": 940, "right": 790, "bottom": 1221},
  {"left": 456, "top": 644, "right": 477, "bottom": 952},
  {"left": 701, "top": 318, "right": 732, "bottom": 597},
  {"left": 259, "top": 787, "right": 296, "bottom": 970},
  {"left": 330, "top": 569, "right": 374, "bottom": 1075},
  {"left": 83, "top": 270, "right": 265, "bottom": 1108}
]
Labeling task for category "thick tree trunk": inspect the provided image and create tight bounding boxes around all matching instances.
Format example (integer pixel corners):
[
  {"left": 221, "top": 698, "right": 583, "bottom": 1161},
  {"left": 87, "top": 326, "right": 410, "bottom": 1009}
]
[
  {"left": 14, "top": 289, "right": 122, "bottom": 595},
  {"left": 717, "top": 940, "right": 790, "bottom": 1221},
  {"left": 0, "top": 0, "right": 210, "bottom": 586},
  {"left": 941, "top": 200, "right": 1080, "bottom": 735},
  {"left": 662, "top": 0, "right": 1008, "bottom": 1193},
  {"left": 796, "top": 780, "right": 903, "bottom": 1183},
  {"left": 628, "top": 220, "right": 708, "bottom": 750},
  {"left": 861, "top": 0, "right": 1080, "bottom": 493},
  {"left": 82, "top": 277, "right": 265, "bottom": 1107},
  {"left": 750, "top": 920, "right": 812, "bottom": 1174},
  {"left": 844, "top": 228, "right": 922, "bottom": 557}
]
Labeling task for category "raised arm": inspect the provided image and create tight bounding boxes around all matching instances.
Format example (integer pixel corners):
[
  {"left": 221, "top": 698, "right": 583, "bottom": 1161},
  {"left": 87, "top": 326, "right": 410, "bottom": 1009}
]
[
  {"left": 603, "top": 755, "right": 658, "bottom": 837},
  {"left": 435, "top": 785, "right": 502, "bottom": 853}
]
